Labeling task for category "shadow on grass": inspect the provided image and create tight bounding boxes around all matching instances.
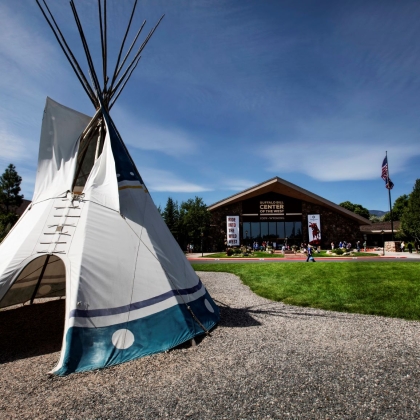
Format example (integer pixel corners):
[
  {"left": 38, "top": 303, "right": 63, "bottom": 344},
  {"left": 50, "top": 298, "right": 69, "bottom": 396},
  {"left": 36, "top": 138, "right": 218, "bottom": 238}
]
[{"left": 0, "top": 299, "right": 65, "bottom": 364}]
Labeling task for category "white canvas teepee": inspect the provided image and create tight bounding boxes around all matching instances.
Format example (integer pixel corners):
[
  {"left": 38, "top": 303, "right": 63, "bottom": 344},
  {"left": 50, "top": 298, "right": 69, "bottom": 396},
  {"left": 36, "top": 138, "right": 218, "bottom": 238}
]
[{"left": 0, "top": 2, "right": 219, "bottom": 375}]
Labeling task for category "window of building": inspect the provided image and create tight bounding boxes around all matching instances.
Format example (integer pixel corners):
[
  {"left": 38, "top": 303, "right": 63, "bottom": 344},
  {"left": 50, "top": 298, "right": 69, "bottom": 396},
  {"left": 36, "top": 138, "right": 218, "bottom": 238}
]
[
  {"left": 268, "top": 222, "right": 277, "bottom": 240},
  {"left": 285, "top": 221, "right": 294, "bottom": 238},
  {"left": 295, "top": 221, "right": 302, "bottom": 237},
  {"left": 243, "top": 222, "right": 251, "bottom": 241},
  {"left": 251, "top": 222, "right": 260, "bottom": 239},
  {"left": 261, "top": 222, "right": 269, "bottom": 239},
  {"left": 277, "top": 222, "right": 285, "bottom": 238},
  {"left": 242, "top": 220, "right": 303, "bottom": 243}
]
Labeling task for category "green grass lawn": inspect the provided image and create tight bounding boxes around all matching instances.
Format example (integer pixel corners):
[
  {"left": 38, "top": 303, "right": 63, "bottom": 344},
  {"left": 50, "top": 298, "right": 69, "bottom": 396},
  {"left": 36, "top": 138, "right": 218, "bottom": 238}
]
[
  {"left": 204, "top": 251, "right": 284, "bottom": 258},
  {"left": 192, "top": 262, "right": 420, "bottom": 321}
]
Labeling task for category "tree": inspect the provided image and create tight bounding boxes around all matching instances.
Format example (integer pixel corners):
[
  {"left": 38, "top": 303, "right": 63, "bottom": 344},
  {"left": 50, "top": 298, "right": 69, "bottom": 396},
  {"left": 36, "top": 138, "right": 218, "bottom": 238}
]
[
  {"left": 401, "top": 179, "right": 420, "bottom": 242},
  {"left": 162, "top": 197, "right": 179, "bottom": 241},
  {"left": 369, "top": 214, "right": 383, "bottom": 223},
  {"left": 0, "top": 212, "right": 17, "bottom": 241},
  {"left": 383, "top": 194, "right": 409, "bottom": 221},
  {"left": 178, "top": 197, "right": 210, "bottom": 251},
  {"left": 0, "top": 164, "right": 24, "bottom": 240},
  {"left": 0, "top": 164, "right": 24, "bottom": 214},
  {"left": 339, "top": 201, "right": 370, "bottom": 220}
]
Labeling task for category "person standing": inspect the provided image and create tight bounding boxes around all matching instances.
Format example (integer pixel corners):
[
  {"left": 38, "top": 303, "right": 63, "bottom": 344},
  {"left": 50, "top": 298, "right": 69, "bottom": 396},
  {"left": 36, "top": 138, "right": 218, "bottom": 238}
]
[
  {"left": 306, "top": 245, "right": 315, "bottom": 262},
  {"left": 408, "top": 242, "right": 413, "bottom": 253},
  {"left": 331, "top": 242, "right": 334, "bottom": 250},
  {"left": 363, "top": 241, "right": 367, "bottom": 252},
  {"left": 356, "top": 241, "right": 361, "bottom": 252},
  {"left": 400, "top": 241, "right": 405, "bottom": 252}
]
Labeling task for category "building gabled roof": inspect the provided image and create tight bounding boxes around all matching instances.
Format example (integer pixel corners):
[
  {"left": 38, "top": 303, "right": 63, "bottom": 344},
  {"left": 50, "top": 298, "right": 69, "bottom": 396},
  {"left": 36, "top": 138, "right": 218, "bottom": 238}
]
[{"left": 208, "top": 176, "right": 371, "bottom": 226}]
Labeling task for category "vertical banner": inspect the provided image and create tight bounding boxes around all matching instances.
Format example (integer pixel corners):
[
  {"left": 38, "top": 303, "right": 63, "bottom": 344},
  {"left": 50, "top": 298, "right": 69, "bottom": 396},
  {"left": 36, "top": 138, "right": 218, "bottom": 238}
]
[
  {"left": 226, "top": 215, "right": 240, "bottom": 246},
  {"left": 308, "top": 214, "right": 321, "bottom": 245}
]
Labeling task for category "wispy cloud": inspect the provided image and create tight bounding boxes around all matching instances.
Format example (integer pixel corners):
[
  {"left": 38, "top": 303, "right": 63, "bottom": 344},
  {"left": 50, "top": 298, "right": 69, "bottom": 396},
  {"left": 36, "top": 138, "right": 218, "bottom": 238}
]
[
  {"left": 261, "top": 117, "right": 420, "bottom": 182},
  {"left": 222, "top": 178, "right": 256, "bottom": 191},
  {"left": 0, "top": 3, "right": 59, "bottom": 99},
  {"left": 113, "top": 107, "right": 199, "bottom": 157},
  {"left": 141, "top": 168, "right": 212, "bottom": 193},
  {"left": 0, "top": 124, "right": 31, "bottom": 163}
]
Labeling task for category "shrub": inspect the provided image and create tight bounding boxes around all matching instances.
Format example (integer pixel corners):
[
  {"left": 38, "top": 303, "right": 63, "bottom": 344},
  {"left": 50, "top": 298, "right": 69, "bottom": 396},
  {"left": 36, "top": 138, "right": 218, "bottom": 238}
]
[{"left": 226, "top": 248, "right": 233, "bottom": 256}]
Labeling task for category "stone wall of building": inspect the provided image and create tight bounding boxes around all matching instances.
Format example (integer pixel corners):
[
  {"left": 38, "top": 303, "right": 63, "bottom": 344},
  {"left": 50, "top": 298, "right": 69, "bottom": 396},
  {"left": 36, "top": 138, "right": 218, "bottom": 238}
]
[
  {"left": 385, "top": 241, "right": 401, "bottom": 252},
  {"left": 302, "top": 202, "right": 363, "bottom": 247}
]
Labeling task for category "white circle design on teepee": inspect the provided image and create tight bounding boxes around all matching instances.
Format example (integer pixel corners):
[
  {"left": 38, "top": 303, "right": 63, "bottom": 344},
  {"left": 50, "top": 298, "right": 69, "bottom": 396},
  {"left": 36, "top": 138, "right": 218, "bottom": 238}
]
[
  {"left": 204, "top": 299, "right": 214, "bottom": 313},
  {"left": 38, "top": 285, "right": 52, "bottom": 295},
  {"left": 130, "top": 172, "right": 134, "bottom": 176},
  {"left": 112, "top": 329, "right": 135, "bottom": 350}
]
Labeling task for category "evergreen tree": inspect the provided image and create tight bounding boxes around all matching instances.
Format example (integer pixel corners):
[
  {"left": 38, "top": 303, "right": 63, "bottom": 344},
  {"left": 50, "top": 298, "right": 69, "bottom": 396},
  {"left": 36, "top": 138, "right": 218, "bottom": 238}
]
[
  {"left": 0, "top": 164, "right": 24, "bottom": 214},
  {"left": 0, "top": 164, "right": 24, "bottom": 240},
  {"left": 339, "top": 201, "right": 370, "bottom": 219},
  {"left": 162, "top": 197, "right": 179, "bottom": 241},
  {"left": 401, "top": 179, "right": 420, "bottom": 242}
]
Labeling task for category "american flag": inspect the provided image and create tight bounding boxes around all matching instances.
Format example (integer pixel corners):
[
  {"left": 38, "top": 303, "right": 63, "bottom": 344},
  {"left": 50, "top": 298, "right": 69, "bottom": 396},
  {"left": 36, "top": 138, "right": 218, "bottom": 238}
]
[{"left": 381, "top": 156, "right": 394, "bottom": 189}]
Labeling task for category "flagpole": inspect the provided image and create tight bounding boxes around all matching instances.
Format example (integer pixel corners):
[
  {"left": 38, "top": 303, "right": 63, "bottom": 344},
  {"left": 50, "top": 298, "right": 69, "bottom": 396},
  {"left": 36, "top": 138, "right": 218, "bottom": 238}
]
[{"left": 386, "top": 151, "right": 394, "bottom": 240}]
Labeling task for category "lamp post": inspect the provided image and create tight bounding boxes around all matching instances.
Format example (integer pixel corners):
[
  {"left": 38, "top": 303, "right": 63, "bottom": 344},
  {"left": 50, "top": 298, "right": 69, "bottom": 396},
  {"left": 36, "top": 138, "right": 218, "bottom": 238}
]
[
  {"left": 245, "top": 230, "right": 248, "bottom": 248},
  {"left": 201, "top": 230, "right": 204, "bottom": 257},
  {"left": 381, "top": 230, "right": 385, "bottom": 256}
]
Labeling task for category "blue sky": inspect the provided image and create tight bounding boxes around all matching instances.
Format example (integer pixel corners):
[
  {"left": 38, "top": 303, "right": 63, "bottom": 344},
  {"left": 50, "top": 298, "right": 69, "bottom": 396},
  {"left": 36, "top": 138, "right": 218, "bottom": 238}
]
[{"left": 1, "top": 0, "right": 420, "bottom": 212}]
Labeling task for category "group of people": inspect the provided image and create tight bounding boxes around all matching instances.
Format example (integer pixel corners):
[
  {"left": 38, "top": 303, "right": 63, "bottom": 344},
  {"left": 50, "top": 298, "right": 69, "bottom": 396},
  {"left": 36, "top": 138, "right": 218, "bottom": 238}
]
[
  {"left": 330, "top": 240, "right": 366, "bottom": 252},
  {"left": 400, "top": 241, "right": 414, "bottom": 253},
  {"left": 252, "top": 241, "right": 276, "bottom": 251}
]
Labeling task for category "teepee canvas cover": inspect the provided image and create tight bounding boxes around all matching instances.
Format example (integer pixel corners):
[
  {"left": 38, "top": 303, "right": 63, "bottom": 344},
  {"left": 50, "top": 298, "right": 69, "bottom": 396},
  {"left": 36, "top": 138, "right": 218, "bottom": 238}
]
[{"left": 0, "top": 2, "right": 219, "bottom": 375}]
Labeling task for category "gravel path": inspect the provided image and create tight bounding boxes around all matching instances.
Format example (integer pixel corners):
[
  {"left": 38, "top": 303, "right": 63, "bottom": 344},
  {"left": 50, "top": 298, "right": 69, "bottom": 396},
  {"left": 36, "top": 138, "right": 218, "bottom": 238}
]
[{"left": 1, "top": 272, "right": 419, "bottom": 419}]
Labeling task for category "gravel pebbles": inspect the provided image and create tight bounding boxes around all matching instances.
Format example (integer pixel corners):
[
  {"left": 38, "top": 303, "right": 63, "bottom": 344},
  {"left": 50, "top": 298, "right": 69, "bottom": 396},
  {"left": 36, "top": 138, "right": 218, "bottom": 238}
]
[{"left": 1, "top": 271, "right": 419, "bottom": 419}]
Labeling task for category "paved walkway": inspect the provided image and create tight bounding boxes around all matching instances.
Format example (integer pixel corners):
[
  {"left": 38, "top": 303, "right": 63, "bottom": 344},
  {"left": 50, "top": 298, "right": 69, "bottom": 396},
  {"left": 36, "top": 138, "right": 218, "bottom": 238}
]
[{"left": 380, "top": 251, "right": 420, "bottom": 259}]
